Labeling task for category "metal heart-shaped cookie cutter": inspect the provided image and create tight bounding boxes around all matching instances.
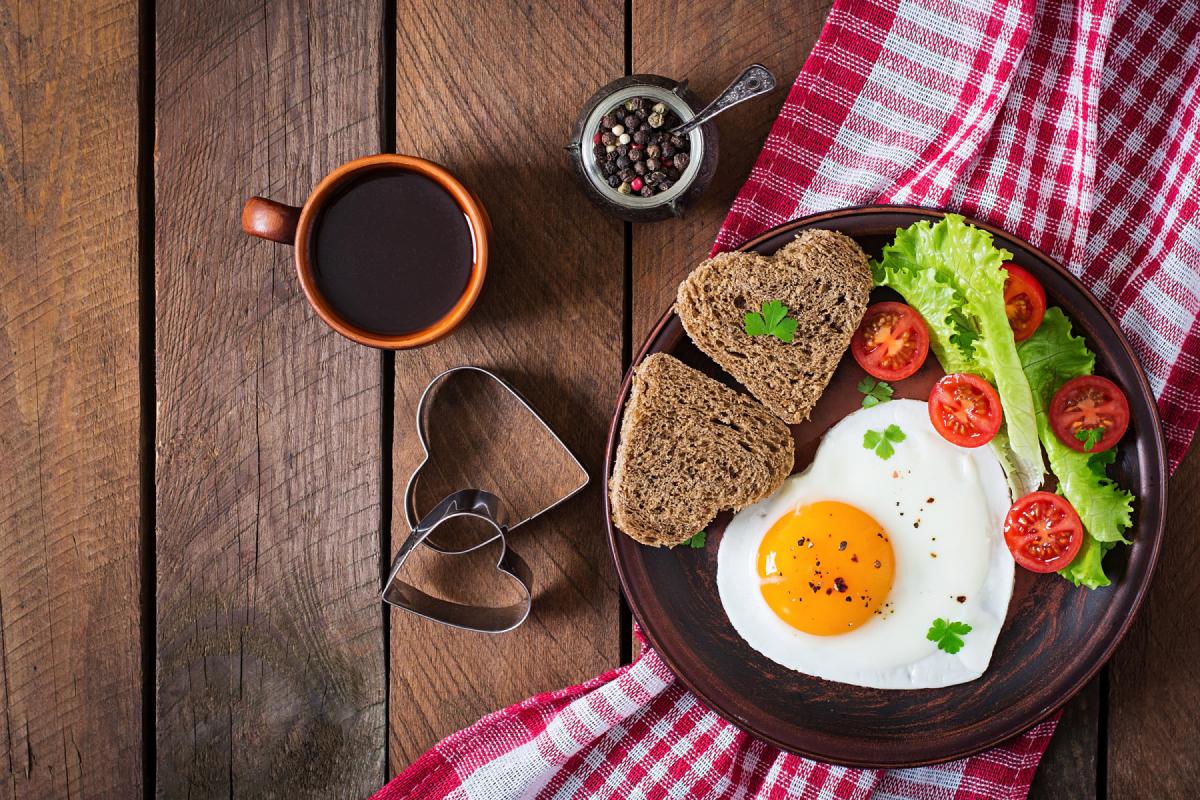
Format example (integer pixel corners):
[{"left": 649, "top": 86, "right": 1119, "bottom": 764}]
[{"left": 382, "top": 366, "right": 589, "bottom": 633}]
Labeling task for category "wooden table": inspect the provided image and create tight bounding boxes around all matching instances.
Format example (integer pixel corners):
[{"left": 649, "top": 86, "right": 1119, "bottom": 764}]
[{"left": 1, "top": 1, "right": 1196, "bottom": 797}]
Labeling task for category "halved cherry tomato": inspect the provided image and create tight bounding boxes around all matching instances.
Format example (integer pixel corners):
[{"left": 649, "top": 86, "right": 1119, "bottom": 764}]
[
  {"left": 1049, "top": 375, "right": 1130, "bottom": 453},
  {"left": 1003, "top": 491, "right": 1084, "bottom": 573},
  {"left": 850, "top": 302, "right": 929, "bottom": 381},
  {"left": 1002, "top": 265, "right": 1046, "bottom": 342},
  {"left": 928, "top": 373, "right": 1003, "bottom": 447}
]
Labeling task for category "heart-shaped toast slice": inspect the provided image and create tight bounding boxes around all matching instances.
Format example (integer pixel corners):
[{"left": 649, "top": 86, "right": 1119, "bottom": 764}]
[
  {"left": 609, "top": 354, "right": 794, "bottom": 547},
  {"left": 676, "top": 229, "right": 873, "bottom": 423}
]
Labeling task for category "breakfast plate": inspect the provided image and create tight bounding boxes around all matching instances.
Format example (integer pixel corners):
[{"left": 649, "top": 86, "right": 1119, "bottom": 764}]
[{"left": 603, "top": 205, "right": 1167, "bottom": 768}]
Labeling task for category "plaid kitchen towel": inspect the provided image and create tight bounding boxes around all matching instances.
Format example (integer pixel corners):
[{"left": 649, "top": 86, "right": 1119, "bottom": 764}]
[
  {"left": 715, "top": 0, "right": 1200, "bottom": 471},
  {"left": 376, "top": 0, "right": 1199, "bottom": 797}
]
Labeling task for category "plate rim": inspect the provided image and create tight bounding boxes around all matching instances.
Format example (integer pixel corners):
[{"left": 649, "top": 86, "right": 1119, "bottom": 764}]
[{"left": 603, "top": 203, "right": 1168, "bottom": 767}]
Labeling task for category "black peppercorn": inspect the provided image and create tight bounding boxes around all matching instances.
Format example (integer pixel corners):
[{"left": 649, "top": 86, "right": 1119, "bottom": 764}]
[{"left": 593, "top": 94, "right": 694, "bottom": 200}]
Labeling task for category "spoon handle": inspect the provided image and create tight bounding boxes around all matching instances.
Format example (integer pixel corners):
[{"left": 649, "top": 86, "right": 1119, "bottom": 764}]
[{"left": 671, "top": 64, "right": 777, "bottom": 137}]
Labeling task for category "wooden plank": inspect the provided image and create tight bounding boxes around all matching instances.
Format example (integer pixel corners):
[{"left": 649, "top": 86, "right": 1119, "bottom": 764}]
[
  {"left": 155, "top": 2, "right": 385, "bottom": 796},
  {"left": 1028, "top": 682, "right": 1098, "bottom": 799},
  {"left": 388, "top": 0, "right": 625, "bottom": 769},
  {"left": 631, "top": 0, "right": 834, "bottom": 343},
  {"left": 0, "top": 0, "right": 142, "bottom": 796},
  {"left": 1107, "top": 442, "right": 1200, "bottom": 797}
]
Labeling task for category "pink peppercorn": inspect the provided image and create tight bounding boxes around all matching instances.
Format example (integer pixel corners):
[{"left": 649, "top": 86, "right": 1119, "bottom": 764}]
[{"left": 630, "top": 177, "right": 644, "bottom": 192}]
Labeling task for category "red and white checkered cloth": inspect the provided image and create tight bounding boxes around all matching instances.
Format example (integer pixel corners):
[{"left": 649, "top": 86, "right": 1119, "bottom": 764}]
[{"left": 376, "top": 0, "right": 1199, "bottom": 796}]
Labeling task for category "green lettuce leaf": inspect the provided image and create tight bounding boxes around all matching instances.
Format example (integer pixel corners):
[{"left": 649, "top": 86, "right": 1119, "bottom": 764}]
[
  {"left": 1017, "top": 307, "right": 1135, "bottom": 587},
  {"left": 873, "top": 215, "right": 1045, "bottom": 497},
  {"left": 1059, "top": 536, "right": 1115, "bottom": 590}
]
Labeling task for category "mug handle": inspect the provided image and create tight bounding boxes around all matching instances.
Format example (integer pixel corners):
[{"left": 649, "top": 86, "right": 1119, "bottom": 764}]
[{"left": 241, "top": 197, "right": 301, "bottom": 244}]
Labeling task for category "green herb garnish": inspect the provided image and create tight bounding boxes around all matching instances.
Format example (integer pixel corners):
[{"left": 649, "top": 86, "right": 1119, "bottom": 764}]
[
  {"left": 1074, "top": 426, "right": 1104, "bottom": 452},
  {"left": 863, "top": 424, "right": 906, "bottom": 460},
  {"left": 857, "top": 377, "right": 894, "bottom": 408},
  {"left": 684, "top": 530, "right": 707, "bottom": 549},
  {"left": 743, "top": 299, "right": 798, "bottom": 343},
  {"left": 927, "top": 618, "right": 972, "bottom": 654}
]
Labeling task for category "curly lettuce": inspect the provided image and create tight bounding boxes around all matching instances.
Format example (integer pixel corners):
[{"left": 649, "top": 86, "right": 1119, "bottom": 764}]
[
  {"left": 872, "top": 215, "right": 1045, "bottom": 498},
  {"left": 1017, "top": 307, "right": 1134, "bottom": 588}
]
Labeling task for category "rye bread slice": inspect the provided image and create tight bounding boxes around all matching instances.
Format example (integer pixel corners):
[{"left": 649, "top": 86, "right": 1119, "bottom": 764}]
[
  {"left": 609, "top": 353, "right": 794, "bottom": 547},
  {"left": 676, "top": 229, "right": 873, "bottom": 423}
]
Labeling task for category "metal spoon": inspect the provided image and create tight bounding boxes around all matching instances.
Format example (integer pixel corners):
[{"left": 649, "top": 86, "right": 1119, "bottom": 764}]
[{"left": 669, "top": 64, "right": 777, "bottom": 137}]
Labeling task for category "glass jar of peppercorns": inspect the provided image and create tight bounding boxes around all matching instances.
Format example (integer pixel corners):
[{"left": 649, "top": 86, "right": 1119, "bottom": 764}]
[{"left": 567, "top": 74, "right": 718, "bottom": 222}]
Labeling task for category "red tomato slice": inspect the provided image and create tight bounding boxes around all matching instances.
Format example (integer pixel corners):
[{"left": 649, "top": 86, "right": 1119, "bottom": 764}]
[
  {"left": 1002, "top": 265, "right": 1046, "bottom": 342},
  {"left": 850, "top": 302, "right": 930, "bottom": 381},
  {"left": 928, "top": 373, "right": 1003, "bottom": 448},
  {"left": 1049, "top": 375, "right": 1130, "bottom": 453},
  {"left": 1003, "top": 491, "right": 1084, "bottom": 573}
]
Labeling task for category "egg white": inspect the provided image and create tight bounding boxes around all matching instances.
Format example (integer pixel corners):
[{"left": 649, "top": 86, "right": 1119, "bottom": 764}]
[{"left": 716, "top": 399, "right": 1013, "bottom": 689}]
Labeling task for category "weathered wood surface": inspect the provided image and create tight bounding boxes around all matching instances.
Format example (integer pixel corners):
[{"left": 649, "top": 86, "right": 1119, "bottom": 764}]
[
  {"left": 387, "top": 0, "right": 626, "bottom": 770},
  {"left": 0, "top": 0, "right": 143, "bottom": 797},
  {"left": 0, "top": 0, "right": 1195, "bottom": 796},
  {"left": 1108, "top": 443, "right": 1200, "bottom": 798},
  {"left": 630, "top": 0, "right": 834, "bottom": 343},
  {"left": 155, "top": 1, "right": 385, "bottom": 796}
]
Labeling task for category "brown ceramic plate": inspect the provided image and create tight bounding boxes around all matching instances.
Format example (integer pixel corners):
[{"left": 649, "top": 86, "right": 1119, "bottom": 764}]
[{"left": 604, "top": 206, "right": 1167, "bottom": 768}]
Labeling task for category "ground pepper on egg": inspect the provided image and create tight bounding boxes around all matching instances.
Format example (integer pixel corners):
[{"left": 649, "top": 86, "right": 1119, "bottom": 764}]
[{"left": 591, "top": 96, "right": 691, "bottom": 197}]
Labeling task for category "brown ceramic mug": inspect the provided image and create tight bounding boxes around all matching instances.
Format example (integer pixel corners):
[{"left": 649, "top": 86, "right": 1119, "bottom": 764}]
[{"left": 241, "top": 154, "right": 489, "bottom": 349}]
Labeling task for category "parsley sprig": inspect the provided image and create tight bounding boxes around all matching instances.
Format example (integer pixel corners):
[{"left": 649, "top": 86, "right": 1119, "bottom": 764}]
[
  {"left": 857, "top": 377, "right": 894, "bottom": 408},
  {"left": 684, "top": 530, "right": 707, "bottom": 549},
  {"left": 863, "top": 424, "right": 906, "bottom": 460},
  {"left": 1074, "top": 426, "right": 1104, "bottom": 452},
  {"left": 927, "top": 618, "right": 972, "bottom": 654},
  {"left": 743, "top": 300, "right": 798, "bottom": 343}
]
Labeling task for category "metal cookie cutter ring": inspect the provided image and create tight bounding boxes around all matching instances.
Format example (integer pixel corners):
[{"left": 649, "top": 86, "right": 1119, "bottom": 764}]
[
  {"left": 382, "top": 366, "right": 589, "bottom": 633},
  {"left": 383, "top": 489, "right": 532, "bottom": 633}
]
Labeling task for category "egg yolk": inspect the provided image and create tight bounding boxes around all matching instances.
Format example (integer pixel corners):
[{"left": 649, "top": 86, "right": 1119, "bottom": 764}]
[{"left": 757, "top": 500, "right": 895, "bottom": 636}]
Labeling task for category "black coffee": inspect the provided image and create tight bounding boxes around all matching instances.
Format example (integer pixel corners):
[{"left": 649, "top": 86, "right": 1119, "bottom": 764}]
[{"left": 311, "top": 168, "right": 474, "bottom": 335}]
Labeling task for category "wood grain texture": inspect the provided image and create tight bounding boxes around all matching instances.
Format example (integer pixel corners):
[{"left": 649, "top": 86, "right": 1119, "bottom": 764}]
[
  {"left": 630, "top": 0, "right": 833, "bottom": 343},
  {"left": 155, "top": 2, "right": 384, "bottom": 796},
  {"left": 0, "top": 0, "right": 142, "bottom": 796},
  {"left": 388, "top": 0, "right": 624, "bottom": 771},
  {"left": 1028, "top": 682, "right": 1098, "bottom": 800},
  {"left": 1107, "top": 442, "right": 1200, "bottom": 798}
]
